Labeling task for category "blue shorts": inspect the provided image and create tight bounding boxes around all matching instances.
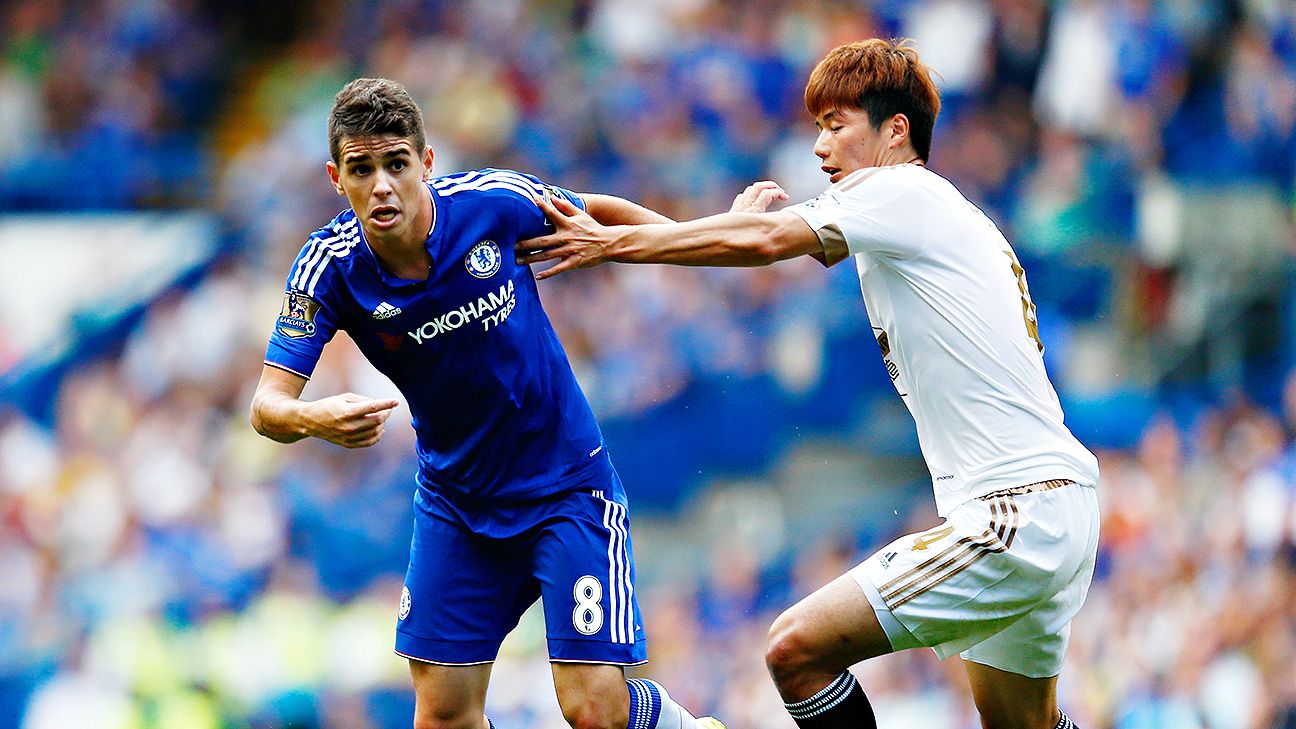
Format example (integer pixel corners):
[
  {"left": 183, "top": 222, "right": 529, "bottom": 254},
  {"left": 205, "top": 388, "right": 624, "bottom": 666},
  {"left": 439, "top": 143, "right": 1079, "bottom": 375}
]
[{"left": 395, "top": 476, "right": 647, "bottom": 665}]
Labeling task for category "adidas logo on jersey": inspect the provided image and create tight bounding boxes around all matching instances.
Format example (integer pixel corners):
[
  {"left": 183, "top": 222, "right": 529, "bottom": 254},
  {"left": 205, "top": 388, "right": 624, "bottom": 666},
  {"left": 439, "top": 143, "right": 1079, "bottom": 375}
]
[{"left": 372, "top": 302, "right": 402, "bottom": 320}]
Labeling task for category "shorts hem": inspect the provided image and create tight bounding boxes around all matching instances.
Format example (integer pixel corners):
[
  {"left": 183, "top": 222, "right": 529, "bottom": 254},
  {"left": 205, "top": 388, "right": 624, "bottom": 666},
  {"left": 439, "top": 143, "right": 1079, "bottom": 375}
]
[
  {"left": 547, "top": 637, "right": 648, "bottom": 665},
  {"left": 395, "top": 631, "right": 500, "bottom": 664},
  {"left": 958, "top": 652, "right": 1062, "bottom": 680},
  {"left": 394, "top": 649, "right": 495, "bottom": 666},
  {"left": 550, "top": 658, "right": 649, "bottom": 666}
]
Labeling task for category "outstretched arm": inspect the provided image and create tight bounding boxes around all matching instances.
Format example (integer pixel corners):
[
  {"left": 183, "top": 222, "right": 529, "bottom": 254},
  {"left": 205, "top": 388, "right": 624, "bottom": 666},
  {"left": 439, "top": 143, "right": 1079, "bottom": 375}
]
[
  {"left": 517, "top": 192, "right": 822, "bottom": 279},
  {"left": 250, "top": 365, "right": 399, "bottom": 448},
  {"left": 581, "top": 193, "right": 675, "bottom": 225}
]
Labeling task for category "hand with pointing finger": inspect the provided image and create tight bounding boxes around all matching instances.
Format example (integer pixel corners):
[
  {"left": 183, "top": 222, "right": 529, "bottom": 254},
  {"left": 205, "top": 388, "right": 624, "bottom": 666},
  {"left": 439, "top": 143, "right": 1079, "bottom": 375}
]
[{"left": 304, "top": 392, "right": 401, "bottom": 449}]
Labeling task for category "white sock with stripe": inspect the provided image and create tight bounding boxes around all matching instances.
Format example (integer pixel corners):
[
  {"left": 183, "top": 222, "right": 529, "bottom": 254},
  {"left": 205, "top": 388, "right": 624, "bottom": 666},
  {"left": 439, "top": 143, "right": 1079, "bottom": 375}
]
[{"left": 626, "top": 678, "right": 701, "bottom": 729}]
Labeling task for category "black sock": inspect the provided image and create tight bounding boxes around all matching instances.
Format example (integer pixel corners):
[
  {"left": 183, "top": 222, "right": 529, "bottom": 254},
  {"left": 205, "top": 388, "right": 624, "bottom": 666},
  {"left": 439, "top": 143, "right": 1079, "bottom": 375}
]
[
  {"left": 782, "top": 672, "right": 876, "bottom": 729},
  {"left": 1054, "top": 709, "right": 1076, "bottom": 729}
]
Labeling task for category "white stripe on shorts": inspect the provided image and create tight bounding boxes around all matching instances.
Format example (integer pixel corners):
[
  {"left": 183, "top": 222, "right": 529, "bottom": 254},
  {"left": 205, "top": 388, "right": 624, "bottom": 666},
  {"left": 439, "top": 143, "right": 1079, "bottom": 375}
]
[{"left": 601, "top": 498, "right": 634, "bottom": 644}]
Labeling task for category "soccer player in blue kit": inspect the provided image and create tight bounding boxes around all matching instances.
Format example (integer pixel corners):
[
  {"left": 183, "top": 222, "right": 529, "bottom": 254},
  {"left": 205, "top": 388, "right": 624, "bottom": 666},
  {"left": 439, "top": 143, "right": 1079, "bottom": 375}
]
[{"left": 250, "top": 78, "right": 722, "bottom": 729}]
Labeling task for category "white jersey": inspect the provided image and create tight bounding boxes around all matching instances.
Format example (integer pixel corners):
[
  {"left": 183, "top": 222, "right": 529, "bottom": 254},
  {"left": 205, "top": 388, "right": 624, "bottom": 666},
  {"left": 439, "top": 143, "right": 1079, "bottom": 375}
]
[{"left": 787, "top": 164, "right": 1099, "bottom": 516}]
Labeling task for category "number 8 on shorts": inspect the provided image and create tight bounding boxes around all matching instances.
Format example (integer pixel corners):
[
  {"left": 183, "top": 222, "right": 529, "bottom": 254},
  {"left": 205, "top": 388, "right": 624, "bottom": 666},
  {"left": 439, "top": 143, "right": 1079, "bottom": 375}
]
[{"left": 572, "top": 575, "right": 604, "bottom": 635}]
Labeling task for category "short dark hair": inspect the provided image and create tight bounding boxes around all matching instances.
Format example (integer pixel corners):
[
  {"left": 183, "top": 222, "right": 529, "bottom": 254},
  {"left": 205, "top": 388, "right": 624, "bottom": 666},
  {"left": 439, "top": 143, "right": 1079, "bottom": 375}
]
[
  {"left": 328, "top": 78, "right": 427, "bottom": 163},
  {"left": 804, "top": 39, "right": 941, "bottom": 162}
]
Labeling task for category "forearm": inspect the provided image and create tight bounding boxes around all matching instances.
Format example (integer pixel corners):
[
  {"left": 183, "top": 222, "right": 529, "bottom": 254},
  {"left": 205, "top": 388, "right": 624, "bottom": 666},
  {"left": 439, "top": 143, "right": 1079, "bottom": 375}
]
[
  {"left": 250, "top": 389, "right": 314, "bottom": 443},
  {"left": 604, "top": 211, "right": 816, "bottom": 267},
  {"left": 582, "top": 193, "right": 675, "bottom": 225}
]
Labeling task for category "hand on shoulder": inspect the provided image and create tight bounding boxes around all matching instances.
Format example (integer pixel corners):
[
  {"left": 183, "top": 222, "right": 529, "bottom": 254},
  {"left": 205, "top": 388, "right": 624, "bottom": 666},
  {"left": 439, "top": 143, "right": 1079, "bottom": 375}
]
[{"left": 730, "top": 181, "right": 789, "bottom": 214}]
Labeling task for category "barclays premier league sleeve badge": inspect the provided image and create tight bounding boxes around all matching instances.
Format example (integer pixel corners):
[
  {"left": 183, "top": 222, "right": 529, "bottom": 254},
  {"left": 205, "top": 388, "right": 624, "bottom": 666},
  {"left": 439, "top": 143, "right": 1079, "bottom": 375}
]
[
  {"left": 277, "top": 291, "right": 320, "bottom": 338},
  {"left": 465, "top": 240, "right": 502, "bottom": 279}
]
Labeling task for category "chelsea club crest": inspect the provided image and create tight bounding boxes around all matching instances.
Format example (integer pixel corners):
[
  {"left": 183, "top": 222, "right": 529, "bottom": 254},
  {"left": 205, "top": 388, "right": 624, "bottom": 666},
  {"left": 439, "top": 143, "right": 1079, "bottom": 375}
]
[{"left": 465, "top": 240, "right": 502, "bottom": 279}]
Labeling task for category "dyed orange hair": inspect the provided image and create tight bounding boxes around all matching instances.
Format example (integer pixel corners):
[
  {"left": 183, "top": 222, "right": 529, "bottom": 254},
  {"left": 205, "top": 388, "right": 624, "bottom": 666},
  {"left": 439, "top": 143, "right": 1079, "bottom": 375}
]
[{"left": 804, "top": 39, "right": 942, "bottom": 162}]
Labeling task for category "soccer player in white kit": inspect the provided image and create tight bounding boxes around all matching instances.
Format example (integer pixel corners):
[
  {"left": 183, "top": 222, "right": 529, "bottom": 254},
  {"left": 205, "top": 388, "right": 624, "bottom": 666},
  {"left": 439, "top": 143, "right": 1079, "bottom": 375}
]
[{"left": 517, "top": 39, "right": 1100, "bottom": 729}]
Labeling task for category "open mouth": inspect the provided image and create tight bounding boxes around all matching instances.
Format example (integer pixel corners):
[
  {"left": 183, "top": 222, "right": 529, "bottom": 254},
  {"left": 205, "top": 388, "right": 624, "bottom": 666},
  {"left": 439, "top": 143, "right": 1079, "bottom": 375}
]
[
  {"left": 822, "top": 165, "right": 841, "bottom": 180},
  {"left": 371, "top": 206, "right": 400, "bottom": 226}
]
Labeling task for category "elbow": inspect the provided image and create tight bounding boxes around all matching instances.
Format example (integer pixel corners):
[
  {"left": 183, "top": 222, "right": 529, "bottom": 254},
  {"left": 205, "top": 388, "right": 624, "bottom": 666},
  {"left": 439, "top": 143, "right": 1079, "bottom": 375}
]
[
  {"left": 750, "top": 239, "right": 787, "bottom": 266},
  {"left": 249, "top": 398, "right": 269, "bottom": 438},
  {"left": 249, "top": 394, "right": 286, "bottom": 441},
  {"left": 745, "top": 217, "right": 801, "bottom": 265},
  {"left": 249, "top": 382, "right": 308, "bottom": 443},
  {"left": 733, "top": 242, "right": 778, "bottom": 266}
]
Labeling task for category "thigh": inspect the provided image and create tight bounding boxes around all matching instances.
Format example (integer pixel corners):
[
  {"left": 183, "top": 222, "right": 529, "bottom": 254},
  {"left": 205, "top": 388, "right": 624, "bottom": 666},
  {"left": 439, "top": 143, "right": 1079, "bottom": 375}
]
[
  {"left": 397, "top": 497, "right": 540, "bottom": 664},
  {"left": 963, "top": 660, "right": 1059, "bottom": 729},
  {"left": 409, "top": 660, "right": 493, "bottom": 729},
  {"left": 772, "top": 572, "right": 895, "bottom": 671},
  {"left": 533, "top": 488, "right": 647, "bottom": 665}
]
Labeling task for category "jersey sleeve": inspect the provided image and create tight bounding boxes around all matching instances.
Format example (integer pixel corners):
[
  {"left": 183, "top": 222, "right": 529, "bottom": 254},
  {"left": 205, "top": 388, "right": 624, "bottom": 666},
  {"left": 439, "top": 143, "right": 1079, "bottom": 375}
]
[
  {"left": 785, "top": 169, "right": 927, "bottom": 265},
  {"left": 502, "top": 170, "right": 587, "bottom": 240},
  {"left": 263, "top": 250, "right": 341, "bottom": 380}
]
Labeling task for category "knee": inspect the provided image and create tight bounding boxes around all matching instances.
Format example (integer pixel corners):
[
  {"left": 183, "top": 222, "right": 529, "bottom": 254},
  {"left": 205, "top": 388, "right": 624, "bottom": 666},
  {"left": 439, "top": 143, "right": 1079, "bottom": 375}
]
[
  {"left": 560, "top": 691, "right": 630, "bottom": 729},
  {"left": 765, "top": 610, "right": 816, "bottom": 688},
  {"left": 413, "top": 707, "right": 482, "bottom": 729}
]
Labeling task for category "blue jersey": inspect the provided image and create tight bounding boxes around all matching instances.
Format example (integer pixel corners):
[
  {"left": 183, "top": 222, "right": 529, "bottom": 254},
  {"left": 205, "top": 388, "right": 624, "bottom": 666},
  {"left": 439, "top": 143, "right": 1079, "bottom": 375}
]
[{"left": 265, "top": 169, "right": 614, "bottom": 503}]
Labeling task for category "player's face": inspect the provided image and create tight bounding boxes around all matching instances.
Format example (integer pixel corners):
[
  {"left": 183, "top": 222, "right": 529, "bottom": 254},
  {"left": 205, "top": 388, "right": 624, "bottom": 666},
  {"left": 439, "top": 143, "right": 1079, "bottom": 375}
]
[
  {"left": 813, "top": 107, "right": 900, "bottom": 182},
  {"left": 327, "top": 135, "right": 434, "bottom": 242}
]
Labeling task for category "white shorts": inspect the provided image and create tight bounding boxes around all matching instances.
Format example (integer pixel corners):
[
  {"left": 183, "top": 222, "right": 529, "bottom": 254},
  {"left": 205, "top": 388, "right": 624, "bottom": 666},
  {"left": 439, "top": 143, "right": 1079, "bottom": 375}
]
[{"left": 850, "top": 480, "right": 1100, "bottom": 678}]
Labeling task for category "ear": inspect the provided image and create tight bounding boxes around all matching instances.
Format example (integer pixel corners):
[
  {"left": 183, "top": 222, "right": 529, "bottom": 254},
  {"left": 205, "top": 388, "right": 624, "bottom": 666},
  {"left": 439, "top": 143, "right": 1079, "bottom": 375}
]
[
  {"left": 326, "top": 160, "right": 345, "bottom": 196},
  {"left": 888, "top": 113, "right": 911, "bottom": 150},
  {"left": 422, "top": 145, "right": 435, "bottom": 179}
]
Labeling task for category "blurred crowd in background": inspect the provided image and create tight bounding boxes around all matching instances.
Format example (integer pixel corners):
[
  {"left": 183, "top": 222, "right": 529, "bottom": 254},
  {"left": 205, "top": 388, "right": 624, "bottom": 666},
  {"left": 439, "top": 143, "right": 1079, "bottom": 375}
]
[{"left": 3, "top": 0, "right": 1296, "bottom": 727}]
